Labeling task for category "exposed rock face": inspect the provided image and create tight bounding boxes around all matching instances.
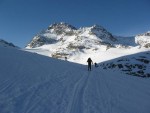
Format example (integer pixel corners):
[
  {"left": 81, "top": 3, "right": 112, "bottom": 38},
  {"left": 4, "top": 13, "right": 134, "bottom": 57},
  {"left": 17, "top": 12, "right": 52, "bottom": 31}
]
[
  {"left": 89, "top": 24, "right": 116, "bottom": 42},
  {"left": 100, "top": 52, "right": 150, "bottom": 77},
  {"left": 48, "top": 22, "right": 77, "bottom": 35}
]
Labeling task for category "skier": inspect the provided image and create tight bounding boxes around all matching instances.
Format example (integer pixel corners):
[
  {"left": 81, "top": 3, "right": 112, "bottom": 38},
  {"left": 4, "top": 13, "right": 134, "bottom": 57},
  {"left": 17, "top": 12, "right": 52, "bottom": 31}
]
[
  {"left": 87, "top": 57, "right": 93, "bottom": 71},
  {"left": 65, "top": 57, "right": 67, "bottom": 61},
  {"left": 94, "top": 62, "right": 99, "bottom": 67}
]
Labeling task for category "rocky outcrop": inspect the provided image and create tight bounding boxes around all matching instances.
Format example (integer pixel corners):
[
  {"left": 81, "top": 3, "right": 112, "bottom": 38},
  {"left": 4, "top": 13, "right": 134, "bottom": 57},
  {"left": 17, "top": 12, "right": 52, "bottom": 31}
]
[{"left": 100, "top": 52, "right": 150, "bottom": 77}]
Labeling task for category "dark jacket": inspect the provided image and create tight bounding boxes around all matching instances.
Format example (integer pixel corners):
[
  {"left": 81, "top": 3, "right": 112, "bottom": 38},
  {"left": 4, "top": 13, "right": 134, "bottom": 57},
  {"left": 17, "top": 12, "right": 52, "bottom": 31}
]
[{"left": 87, "top": 58, "right": 93, "bottom": 65}]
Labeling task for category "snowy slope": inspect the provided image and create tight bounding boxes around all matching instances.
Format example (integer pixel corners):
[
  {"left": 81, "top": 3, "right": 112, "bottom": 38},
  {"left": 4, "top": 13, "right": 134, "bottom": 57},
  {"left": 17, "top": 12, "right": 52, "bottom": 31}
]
[
  {"left": 100, "top": 51, "right": 150, "bottom": 77},
  {"left": 0, "top": 46, "right": 150, "bottom": 113},
  {"left": 25, "top": 45, "right": 149, "bottom": 65}
]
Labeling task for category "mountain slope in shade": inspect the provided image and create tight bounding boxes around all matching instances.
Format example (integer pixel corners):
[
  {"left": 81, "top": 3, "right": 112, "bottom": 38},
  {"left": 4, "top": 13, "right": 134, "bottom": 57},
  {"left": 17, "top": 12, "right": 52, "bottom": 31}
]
[
  {"left": 0, "top": 39, "right": 17, "bottom": 48},
  {"left": 100, "top": 51, "right": 150, "bottom": 77},
  {"left": 0, "top": 46, "right": 150, "bottom": 113},
  {"left": 114, "top": 36, "right": 137, "bottom": 47}
]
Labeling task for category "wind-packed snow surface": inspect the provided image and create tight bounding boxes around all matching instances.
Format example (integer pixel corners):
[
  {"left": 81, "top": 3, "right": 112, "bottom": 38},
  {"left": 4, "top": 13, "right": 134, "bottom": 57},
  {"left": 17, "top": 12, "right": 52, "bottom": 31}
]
[{"left": 0, "top": 46, "right": 150, "bottom": 113}]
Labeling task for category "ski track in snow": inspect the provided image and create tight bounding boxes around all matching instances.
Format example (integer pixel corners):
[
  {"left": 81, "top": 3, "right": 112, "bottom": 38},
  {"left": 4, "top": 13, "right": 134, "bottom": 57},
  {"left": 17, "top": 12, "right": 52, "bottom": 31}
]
[
  {"left": 66, "top": 72, "right": 89, "bottom": 113},
  {"left": 0, "top": 47, "right": 150, "bottom": 113}
]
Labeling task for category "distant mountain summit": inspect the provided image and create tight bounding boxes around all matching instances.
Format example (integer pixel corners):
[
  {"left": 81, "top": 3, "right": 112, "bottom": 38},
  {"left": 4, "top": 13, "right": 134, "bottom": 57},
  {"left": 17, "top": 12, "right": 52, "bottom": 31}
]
[
  {"left": 89, "top": 24, "right": 116, "bottom": 42},
  {"left": 0, "top": 39, "right": 17, "bottom": 48},
  {"left": 135, "top": 31, "right": 150, "bottom": 48},
  {"left": 137, "top": 31, "right": 150, "bottom": 36},
  {"left": 26, "top": 22, "right": 116, "bottom": 49},
  {"left": 48, "top": 22, "right": 77, "bottom": 31}
]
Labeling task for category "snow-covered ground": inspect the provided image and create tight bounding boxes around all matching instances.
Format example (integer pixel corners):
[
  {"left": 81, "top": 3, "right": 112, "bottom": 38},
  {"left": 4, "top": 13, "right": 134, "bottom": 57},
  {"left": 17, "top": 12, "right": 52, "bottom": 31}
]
[
  {"left": 0, "top": 46, "right": 150, "bottom": 113},
  {"left": 25, "top": 46, "right": 149, "bottom": 65}
]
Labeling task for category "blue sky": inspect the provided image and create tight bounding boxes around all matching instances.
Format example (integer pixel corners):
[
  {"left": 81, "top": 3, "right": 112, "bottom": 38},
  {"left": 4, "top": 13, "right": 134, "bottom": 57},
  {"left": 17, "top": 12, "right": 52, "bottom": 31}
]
[{"left": 0, "top": 0, "right": 150, "bottom": 47}]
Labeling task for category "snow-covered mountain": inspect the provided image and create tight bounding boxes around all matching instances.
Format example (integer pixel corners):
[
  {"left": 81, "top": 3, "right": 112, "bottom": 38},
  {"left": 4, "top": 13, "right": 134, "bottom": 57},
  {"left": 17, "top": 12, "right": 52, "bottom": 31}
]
[
  {"left": 26, "top": 22, "right": 116, "bottom": 48},
  {"left": 0, "top": 39, "right": 17, "bottom": 48},
  {"left": 26, "top": 23, "right": 119, "bottom": 62},
  {"left": 26, "top": 22, "right": 77, "bottom": 48},
  {"left": 0, "top": 45, "right": 150, "bottom": 113},
  {"left": 135, "top": 31, "right": 150, "bottom": 48},
  {"left": 25, "top": 22, "right": 150, "bottom": 65}
]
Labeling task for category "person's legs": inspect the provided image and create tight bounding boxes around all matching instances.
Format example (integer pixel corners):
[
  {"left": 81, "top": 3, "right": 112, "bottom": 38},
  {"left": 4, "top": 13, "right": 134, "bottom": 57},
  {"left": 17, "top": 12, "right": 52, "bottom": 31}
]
[
  {"left": 88, "top": 63, "right": 92, "bottom": 71},
  {"left": 89, "top": 64, "right": 91, "bottom": 71}
]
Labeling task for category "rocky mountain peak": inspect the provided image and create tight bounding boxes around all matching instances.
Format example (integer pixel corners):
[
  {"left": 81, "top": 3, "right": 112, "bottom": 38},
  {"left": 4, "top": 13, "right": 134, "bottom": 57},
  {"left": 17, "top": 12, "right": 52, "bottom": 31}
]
[
  {"left": 91, "top": 24, "right": 106, "bottom": 31},
  {"left": 46, "top": 22, "right": 77, "bottom": 36},
  {"left": 48, "top": 22, "right": 77, "bottom": 31},
  {"left": 26, "top": 22, "right": 118, "bottom": 49},
  {"left": 88, "top": 24, "right": 117, "bottom": 42}
]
